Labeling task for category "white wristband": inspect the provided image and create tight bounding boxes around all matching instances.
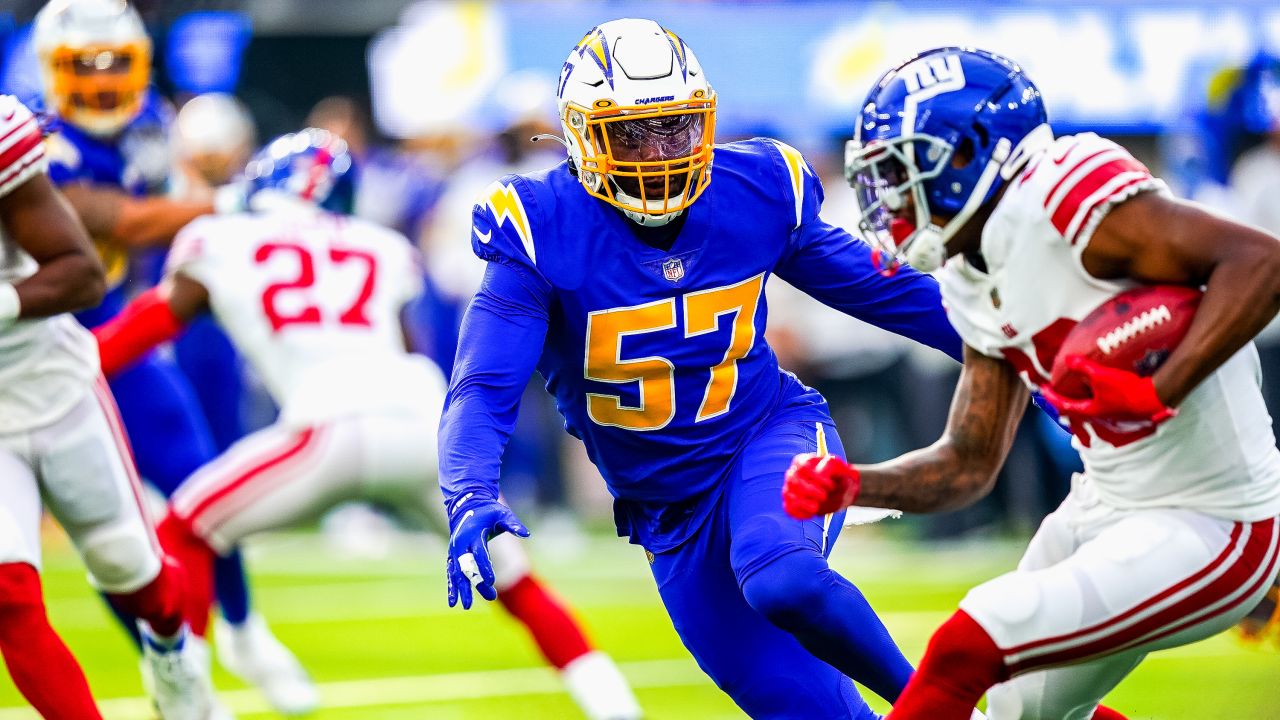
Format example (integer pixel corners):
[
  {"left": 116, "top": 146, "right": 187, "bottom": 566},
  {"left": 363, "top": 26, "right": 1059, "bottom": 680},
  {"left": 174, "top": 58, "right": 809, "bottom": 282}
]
[{"left": 0, "top": 283, "right": 20, "bottom": 327}]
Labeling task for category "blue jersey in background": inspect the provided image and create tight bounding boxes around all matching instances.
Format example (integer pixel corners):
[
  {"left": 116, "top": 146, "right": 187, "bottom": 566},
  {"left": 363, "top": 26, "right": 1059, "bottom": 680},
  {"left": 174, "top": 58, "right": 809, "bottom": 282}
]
[{"left": 45, "top": 92, "right": 172, "bottom": 326}]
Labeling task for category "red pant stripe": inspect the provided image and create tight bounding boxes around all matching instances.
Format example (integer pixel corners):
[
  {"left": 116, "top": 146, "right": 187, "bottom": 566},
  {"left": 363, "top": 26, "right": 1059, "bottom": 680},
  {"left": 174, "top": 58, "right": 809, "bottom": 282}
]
[
  {"left": 197, "top": 433, "right": 326, "bottom": 535},
  {"left": 1004, "top": 520, "right": 1247, "bottom": 655},
  {"left": 90, "top": 376, "right": 160, "bottom": 553},
  {"left": 182, "top": 427, "right": 318, "bottom": 528},
  {"left": 1006, "top": 517, "right": 1278, "bottom": 675}
]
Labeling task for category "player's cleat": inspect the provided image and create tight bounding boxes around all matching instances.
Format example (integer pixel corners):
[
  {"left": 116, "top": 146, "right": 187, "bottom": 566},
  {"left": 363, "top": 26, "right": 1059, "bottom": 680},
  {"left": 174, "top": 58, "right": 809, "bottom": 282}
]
[
  {"left": 215, "top": 614, "right": 318, "bottom": 715},
  {"left": 561, "top": 651, "right": 643, "bottom": 720},
  {"left": 188, "top": 635, "right": 237, "bottom": 720},
  {"left": 139, "top": 624, "right": 222, "bottom": 720}
]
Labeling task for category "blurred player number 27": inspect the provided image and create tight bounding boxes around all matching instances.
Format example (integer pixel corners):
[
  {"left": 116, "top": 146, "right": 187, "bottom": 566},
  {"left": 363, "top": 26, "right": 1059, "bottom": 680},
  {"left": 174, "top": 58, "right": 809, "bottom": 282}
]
[{"left": 255, "top": 240, "right": 378, "bottom": 332}]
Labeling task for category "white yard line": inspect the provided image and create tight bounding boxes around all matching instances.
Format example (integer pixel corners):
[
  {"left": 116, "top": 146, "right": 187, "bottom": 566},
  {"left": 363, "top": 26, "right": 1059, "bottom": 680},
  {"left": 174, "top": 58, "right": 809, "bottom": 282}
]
[
  {"left": 0, "top": 658, "right": 708, "bottom": 719},
  {"left": 0, "top": 643, "right": 1250, "bottom": 718}
]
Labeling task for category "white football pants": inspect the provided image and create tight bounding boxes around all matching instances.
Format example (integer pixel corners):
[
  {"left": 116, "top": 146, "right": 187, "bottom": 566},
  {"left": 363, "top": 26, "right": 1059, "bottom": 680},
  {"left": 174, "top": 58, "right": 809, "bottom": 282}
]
[
  {"left": 0, "top": 378, "right": 162, "bottom": 593},
  {"left": 966, "top": 479, "right": 1279, "bottom": 720}
]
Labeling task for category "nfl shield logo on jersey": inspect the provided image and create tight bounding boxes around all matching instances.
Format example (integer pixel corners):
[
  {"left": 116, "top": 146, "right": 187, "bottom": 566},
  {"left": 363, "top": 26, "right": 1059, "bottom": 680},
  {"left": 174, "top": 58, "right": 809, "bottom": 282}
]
[{"left": 662, "top": 258, "right": 685, "bottom": 282}]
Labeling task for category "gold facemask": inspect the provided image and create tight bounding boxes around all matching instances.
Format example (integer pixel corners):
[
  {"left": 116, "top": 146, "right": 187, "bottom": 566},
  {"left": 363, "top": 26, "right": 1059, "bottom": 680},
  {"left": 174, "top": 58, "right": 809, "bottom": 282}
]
[
  {"left": 42, "top": 40, "right": 151, "bottom": 135},
  {"left": 565, "top": 90, "right": 716, "bottom": 218}
]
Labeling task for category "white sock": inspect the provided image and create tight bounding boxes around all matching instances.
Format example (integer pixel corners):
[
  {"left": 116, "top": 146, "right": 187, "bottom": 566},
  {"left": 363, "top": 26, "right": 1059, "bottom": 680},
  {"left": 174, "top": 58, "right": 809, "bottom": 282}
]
[{"left": 560, "top": 651, "right": 642, "bottom": 720}]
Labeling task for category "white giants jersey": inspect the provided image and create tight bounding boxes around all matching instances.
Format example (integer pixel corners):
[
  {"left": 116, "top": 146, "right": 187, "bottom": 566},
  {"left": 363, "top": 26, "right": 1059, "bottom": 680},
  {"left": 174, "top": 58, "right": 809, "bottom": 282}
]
[
  {"left": 0, "top": 95, "right": 100, "bottom": 434},
  {"left": 939, "top": 132, "right": 1280, "bottom": 522},
  {"left": 167, "top": 206, "right": 446, "bottom": 426}
]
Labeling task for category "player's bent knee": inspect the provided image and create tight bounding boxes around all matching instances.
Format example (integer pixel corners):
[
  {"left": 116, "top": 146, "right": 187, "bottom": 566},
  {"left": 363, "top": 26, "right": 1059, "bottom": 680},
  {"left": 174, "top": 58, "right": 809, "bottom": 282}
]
[
  {"left": 79, "top": 525, "right": 161, "bottom": 594},
  {"left": 489, "top": 532, "right": 531, "bottom": 593},
  {"left": 987, "top": 677, "right": 1098, "bottom": 720},
  {"left": 986, "top": 679, "right": 1032, "bottom": 720},
  {"left": 738, "top": 551, "right": 831, "bottom": 628},
  {"left": 959, "top": 572, "right": 1044, "bottom": 648}
]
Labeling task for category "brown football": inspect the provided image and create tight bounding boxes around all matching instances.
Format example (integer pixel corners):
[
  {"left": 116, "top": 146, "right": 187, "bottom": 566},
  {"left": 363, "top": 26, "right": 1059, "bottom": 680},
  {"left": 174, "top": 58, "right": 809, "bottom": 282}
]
[{"left": 1050, "top": 285, "right": 1203, "bottom": 397}]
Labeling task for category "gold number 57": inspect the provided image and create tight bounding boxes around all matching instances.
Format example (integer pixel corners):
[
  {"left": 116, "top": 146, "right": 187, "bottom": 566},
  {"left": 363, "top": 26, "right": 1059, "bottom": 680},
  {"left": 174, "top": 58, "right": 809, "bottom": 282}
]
[{"left": 584, "top": 273, "right": 764, "bottom": 431}]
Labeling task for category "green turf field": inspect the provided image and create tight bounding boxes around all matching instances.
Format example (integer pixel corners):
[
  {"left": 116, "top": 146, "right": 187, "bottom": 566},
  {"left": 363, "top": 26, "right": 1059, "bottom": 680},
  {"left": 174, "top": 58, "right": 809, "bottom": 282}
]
[{"left": 1, "top": 527, "right": 1276, "bottom": 719}]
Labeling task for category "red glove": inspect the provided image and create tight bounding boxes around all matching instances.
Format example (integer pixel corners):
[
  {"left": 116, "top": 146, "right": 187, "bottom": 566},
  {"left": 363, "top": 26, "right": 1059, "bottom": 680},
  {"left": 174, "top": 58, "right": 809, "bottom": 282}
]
[
  {"left": 782, "top": 453, "right": 861, "bottom": 520},
  {"left": 1041, "top": 355, "right": 1177, "bottom": 425}
]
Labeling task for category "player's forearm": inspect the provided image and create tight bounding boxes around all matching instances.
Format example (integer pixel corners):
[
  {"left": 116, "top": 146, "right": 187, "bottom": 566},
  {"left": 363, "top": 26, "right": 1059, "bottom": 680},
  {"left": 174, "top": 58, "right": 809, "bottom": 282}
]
[
  {"left": 781, "top": 223, "right": 963, "bottom": 361},
  {"left": 438, "top": 390, "right": 513, "bottom": 507},
  {"left": 110, "top": 197, "right": 215, "bottom": 248},
  {"left": 62, "top": 184, "right": 213, "bottom": 248},
  {"left": 860, "top": 430, "right": 1008, "bottom": 509},
  {"left": 92, "top": 287, "right": 189, "bottom": 376},
  {"left": 856, "top": 346, "right": 1028, "bottom": 513},
  {"left": 855, "top": 440, "right": 998, "bottom": 513},
  {"left": 1154, "top": 241, "right": 1280, "bottom": 407},
  {"left": 11, "top": 250, "right": 105, "bottom": 318},
  {"left": 439, "top": 280, "right": 549, "bottom": 507},
  {"left": 0, "top": 175, "right": 107, "bottom": 319}
]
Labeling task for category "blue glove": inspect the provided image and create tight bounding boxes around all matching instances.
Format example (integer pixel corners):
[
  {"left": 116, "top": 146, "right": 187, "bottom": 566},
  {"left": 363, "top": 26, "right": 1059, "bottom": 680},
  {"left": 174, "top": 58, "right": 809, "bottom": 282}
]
[{"left": 445, "top": 492, "right": 530, "bottom": 609}]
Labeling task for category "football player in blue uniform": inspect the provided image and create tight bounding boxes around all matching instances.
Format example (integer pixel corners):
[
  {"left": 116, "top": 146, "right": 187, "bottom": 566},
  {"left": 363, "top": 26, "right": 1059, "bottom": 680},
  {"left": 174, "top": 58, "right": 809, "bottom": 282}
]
[
  {"left": 439, "top": 19, "right": 963, "bottom": 719},
  {"left": 30, "top": 0, "right": 314, "bottom": 714}
]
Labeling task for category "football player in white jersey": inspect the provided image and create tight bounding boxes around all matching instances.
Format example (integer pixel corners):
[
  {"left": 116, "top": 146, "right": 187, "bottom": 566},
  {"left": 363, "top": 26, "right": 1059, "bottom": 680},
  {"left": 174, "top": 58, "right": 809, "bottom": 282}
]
[
  {"left": 783, "top": 49, "right": 1280, "bottom": 719},
  {"left": 92, "top": 129, "right": 642, "bottom": 720},
  {"left": 0, "top": 94, "right": 218, "bottom": 720}
]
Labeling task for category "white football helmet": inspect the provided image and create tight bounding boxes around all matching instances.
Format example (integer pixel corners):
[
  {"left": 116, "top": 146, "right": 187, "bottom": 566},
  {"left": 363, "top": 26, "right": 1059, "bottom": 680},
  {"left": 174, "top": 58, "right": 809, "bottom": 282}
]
[
  {"left": 556, "top": 19, "right": 716, "bottom": 227},
  {"left": 175, "top": 93, "right": 257, "bottom": 185},
  {"left": 33, "top": 0, "right": 152, "bottom": 137}
]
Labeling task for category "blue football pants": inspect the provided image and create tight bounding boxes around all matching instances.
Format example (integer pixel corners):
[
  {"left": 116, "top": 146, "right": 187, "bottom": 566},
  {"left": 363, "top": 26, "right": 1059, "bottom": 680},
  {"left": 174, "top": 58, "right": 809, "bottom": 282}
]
[{"left": 649, "top": 415, "right": 912, "bottom": 719}]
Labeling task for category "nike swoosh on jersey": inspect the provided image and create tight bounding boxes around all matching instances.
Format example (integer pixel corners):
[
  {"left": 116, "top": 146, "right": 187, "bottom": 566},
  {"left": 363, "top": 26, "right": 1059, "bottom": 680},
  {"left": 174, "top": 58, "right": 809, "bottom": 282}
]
[{"left": 474, "top": 228, "right": 493, "bottom": 244}]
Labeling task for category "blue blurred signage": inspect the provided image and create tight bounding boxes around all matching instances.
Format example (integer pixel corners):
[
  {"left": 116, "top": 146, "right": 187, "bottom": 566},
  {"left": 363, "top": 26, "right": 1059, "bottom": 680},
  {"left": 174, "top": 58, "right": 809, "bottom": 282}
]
[
  {"left": 475, "top": 1, "right": 1280, "bottom": 142},
  {"left": 166, "top": 11, "right": 252, "bottom": 95}
]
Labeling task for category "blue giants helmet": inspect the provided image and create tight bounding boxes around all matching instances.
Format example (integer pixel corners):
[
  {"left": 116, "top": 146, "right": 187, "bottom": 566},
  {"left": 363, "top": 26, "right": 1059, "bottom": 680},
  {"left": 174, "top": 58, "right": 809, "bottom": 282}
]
[
  {"left": 845, "top": 47, "right": 1051, "bottom": 272},
  {"left": 243, "top": 128, "right": 356, "bottom": 213}
]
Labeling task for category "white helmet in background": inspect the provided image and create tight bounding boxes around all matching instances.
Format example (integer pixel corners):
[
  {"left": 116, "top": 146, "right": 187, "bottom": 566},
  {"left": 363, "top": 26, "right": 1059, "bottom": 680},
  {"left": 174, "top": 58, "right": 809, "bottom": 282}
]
[
  {"left": 175, "top": 93, "right": 257, "bottom": 185},
  {"left": 556, "top": 19, "right": 716, "bottom": 227},
  {"left": 33, "top": 0, "right": 151, "bottom": 137}
]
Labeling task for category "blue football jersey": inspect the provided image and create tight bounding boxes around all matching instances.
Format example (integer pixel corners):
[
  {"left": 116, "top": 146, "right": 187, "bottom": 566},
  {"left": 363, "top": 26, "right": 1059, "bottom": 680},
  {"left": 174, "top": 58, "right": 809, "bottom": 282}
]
[
  {"left": 44, "top": 90, "right": 174, "bottom": 325},
  {"left": 440, "top": 138, "right": 961, "bottom": 550}
]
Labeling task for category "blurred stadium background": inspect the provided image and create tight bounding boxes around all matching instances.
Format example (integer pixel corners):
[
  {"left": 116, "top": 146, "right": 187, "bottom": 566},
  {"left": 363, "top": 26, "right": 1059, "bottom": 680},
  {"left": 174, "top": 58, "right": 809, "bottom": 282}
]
[{"left": 2, "top": 0, "right": 1280, "bottom": 717}]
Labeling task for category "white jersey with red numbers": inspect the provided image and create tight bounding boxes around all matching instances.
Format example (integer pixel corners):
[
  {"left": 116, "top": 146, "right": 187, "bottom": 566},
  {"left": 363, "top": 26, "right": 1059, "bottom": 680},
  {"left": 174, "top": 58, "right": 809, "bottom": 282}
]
[
  {"left": 167, "top": 204, "right": 445, "bottom": 426},
  {"left": 939, "top": 132, "right": 1280, "bottom": 522},
  {"left": 0, "top": 95, "right": 100, "bottom": 434}
]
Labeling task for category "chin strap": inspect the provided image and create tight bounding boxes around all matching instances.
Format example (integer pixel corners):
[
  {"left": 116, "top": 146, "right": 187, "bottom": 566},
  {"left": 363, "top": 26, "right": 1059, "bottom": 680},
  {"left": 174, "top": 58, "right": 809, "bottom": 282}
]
[
  {"left": 941, "top": 137, "right": 1012, "bottom": 245},
  {"left": 614, "top": 186, "right": 685, "bottom": 227},
  {"left": 909, "top": 137, "right": 1014, "bottom": 273},
  {"left": 622, "top": 206, "right": 683, "bottom": 227}
]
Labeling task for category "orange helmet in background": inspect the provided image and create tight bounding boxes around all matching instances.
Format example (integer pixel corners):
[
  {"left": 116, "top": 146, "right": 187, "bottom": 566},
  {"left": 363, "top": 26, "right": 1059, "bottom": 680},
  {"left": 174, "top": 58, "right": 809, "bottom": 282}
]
[{"left": 33, "top": 0, "right": 152, "bottom": 137}]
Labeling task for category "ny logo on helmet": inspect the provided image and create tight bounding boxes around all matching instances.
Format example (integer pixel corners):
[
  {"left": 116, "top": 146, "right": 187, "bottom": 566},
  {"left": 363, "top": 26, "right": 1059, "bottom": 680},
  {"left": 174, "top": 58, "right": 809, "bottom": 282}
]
[{"left": 901, "top": 55, "right": 966, "bottom": 99}]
